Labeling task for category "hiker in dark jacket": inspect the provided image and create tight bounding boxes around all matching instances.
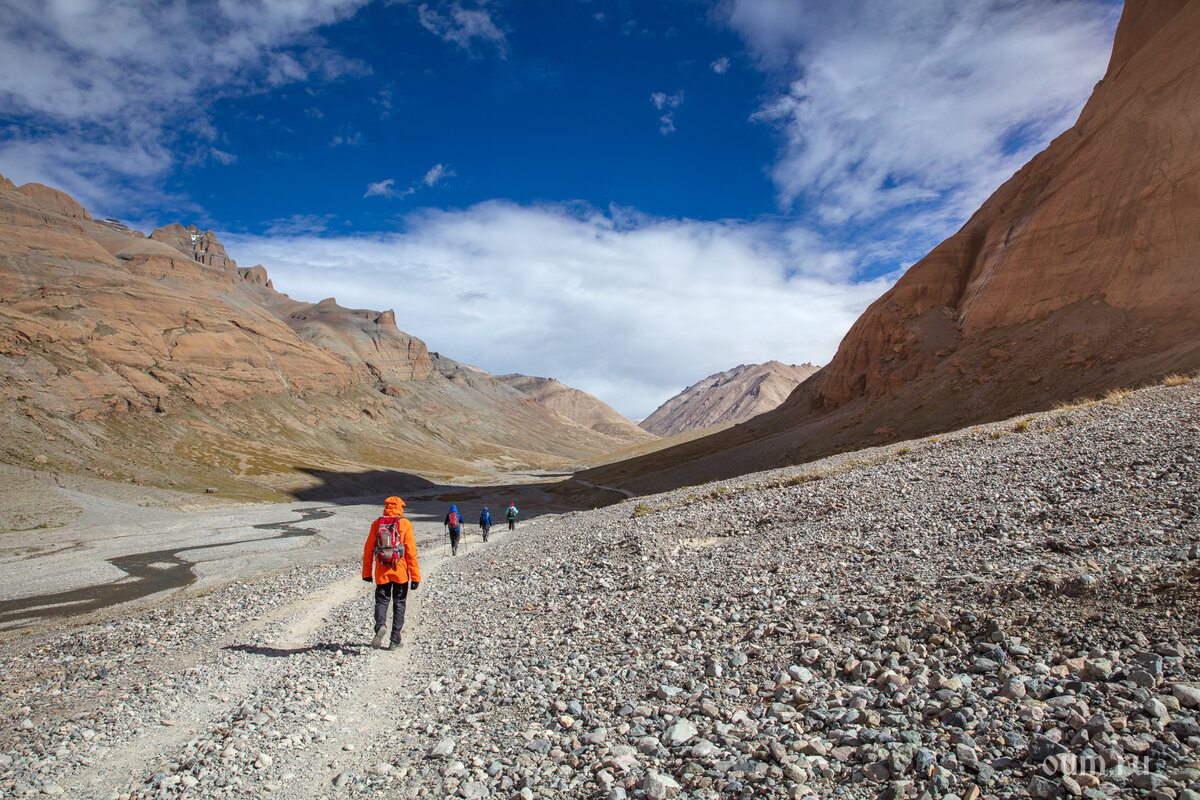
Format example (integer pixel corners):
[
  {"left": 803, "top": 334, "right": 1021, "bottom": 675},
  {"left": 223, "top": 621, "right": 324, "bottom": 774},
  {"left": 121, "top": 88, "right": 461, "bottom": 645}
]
[
  {"left": 444, "top": 504, "right": 463, "bottom": 556},
  {"left": 479, "top": 507, "right": 492, "bottom": 542}
]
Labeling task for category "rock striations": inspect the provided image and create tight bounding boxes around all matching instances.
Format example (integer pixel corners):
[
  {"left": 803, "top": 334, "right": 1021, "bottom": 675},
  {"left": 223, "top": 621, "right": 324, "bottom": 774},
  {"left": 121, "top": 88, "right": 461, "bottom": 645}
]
[
  {"left": 571, "top": 0, "right": 1200, "bottom": 496},
  {"left": 0, "top": 176, "right": 650, "bottom": 497},
  {"left": 640, "top": 362, "right": 820, "bottom": 438}
]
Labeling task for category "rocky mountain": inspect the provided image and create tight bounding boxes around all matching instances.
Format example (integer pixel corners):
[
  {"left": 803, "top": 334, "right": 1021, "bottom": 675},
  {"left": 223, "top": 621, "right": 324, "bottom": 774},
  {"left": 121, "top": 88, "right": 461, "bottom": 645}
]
[
  {"left": 495, "top": 374, "right": 656, "bottom": 447},
  {"left": 569, "top": 0, "right": 1200, "bottom": 496},
  {"left": 0, "top": 176, "right": 654, "bottom": 499},
  {"left": 639, "top": 361, "right": 819, "bottom": 438}
]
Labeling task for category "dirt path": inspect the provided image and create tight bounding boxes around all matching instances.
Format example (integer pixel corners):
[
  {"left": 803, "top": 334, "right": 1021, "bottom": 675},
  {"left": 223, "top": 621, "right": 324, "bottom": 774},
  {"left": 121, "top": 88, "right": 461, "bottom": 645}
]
[{"left": 1, "top": 507, "right": 465, "bottom": 799}]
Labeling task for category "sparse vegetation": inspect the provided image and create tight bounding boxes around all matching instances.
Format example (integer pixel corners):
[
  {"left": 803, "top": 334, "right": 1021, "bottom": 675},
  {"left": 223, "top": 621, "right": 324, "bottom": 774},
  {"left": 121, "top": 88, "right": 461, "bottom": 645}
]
[
  {"left": 631, "top": 502, "right": 653, "bottom": 517},
  {"left": 1013, "top": 419, "right": 1030, "bottom": 432},
  {"left": 990, "top": 430, "right": 1003, "bottom": 439},
  {"left": 762, "top": 471, "right": 826, "bottom": 489},
  {"left": 784, "top": 471, "right": 825, "bottom": 486},
  {"left": 1162, "top": 373, "right": 1193, "bottom": 387},
  {"left": 1103, "top": 387, "right": 1132, "bottom": 404},
  {"left": 895, "top": 446, "right": 912, "bottom": 456}
]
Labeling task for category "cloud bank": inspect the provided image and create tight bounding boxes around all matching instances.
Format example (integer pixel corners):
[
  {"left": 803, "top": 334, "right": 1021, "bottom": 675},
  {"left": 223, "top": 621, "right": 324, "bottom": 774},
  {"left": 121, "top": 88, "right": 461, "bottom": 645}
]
[
  {"left": 225, "top": 203, "right": 890, "bottom": 418},
  {"left": 723, "top": 0, "right": 1121, "bottom": 266},
  {"left": 0, "top": 0, "right": 370, "bottom": 212}
]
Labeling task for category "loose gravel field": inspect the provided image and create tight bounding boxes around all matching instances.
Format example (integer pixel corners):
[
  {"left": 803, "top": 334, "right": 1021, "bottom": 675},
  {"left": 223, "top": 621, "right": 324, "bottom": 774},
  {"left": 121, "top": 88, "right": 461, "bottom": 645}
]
[{"left": 1, "top": 380, "right": 1198, "bottom": 800}]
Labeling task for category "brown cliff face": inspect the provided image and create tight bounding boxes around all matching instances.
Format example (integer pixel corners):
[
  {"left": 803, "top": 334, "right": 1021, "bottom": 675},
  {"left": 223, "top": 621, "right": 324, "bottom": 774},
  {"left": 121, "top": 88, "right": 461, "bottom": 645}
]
[
  {"left": 571, "top": 0, "right": 1200, "bottom": 496},
  {"left": 0, "top": 180, "right": 654, "bottom": 498},
  {"left": 808, "top": 0, "right": 1200, "bottom": 413}
]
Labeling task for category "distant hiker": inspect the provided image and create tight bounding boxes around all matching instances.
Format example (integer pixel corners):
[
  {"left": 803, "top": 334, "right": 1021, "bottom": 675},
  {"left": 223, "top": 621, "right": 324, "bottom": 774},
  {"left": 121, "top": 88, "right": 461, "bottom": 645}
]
[
  {"left": 445, "top": 504, "right": 463, "bottom": 556},
  {"left": 362, "top": 496, "right": 420, "bottom": 650},
  {"left": 479, "top": 506, "right": 492, "bottom": 542},
  {"left": 506, "top": 502, "right": 519, "bottom": 531}
]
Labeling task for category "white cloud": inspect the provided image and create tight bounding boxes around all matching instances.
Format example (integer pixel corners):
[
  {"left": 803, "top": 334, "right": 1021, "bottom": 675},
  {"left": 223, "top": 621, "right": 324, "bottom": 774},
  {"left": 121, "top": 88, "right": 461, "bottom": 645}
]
[
  {"left": 365, "top": 164, "right": 452, "bottom": 200},
  {"left": 650, "top": 91, "right": 685, "bottom": 135},
  {"left": 710, "top": 56, "right": 731, "bottom": 74},
  {"left": 364, "top": 178, "right": 399, "bottom": 198},
  {"left": 331, "top": 131, "right": 364, "bottom": 147},
  {"left": 723, "top": 0, "right": 1120, "bottom": 242},
  {"left": 650, "top": 92, "right": 684, "bottom": 111},
  {"left": 224, "top": 202, "right": 890, "bottom": 418},
  {"left": 423, "top": 163, "right": 455, "bottom": 186},
  {"left": 262, "top": 212, "right": 338, "bottom": 236},
  {"left": 0, "top": 0, "right": 371, "bottom": 212},
  {"left": 417, "top": 3, "right": 507, "bottom": 56}
]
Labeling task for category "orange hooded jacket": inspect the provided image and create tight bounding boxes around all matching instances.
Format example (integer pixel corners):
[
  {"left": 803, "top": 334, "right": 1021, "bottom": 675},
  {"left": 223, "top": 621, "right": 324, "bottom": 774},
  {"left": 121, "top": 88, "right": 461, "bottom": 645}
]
[{"left": 363, "top": 497, "right": 421, "bottom": 585}]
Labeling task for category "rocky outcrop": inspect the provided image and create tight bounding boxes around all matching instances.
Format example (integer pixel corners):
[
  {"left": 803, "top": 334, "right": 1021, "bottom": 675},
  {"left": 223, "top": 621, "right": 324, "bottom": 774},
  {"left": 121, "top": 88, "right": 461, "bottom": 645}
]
[
  {"left": 496, "top": 374, "right": 656, "bottom": 446},
  {"left": 571, "top": 0, "right": 1200, "bottom": 496},
  {"left": 149, "top": 223, "right": 240, "bottom": 280},
  {"left": 639, "top": 361, "right": 819, "bottom": 438}
]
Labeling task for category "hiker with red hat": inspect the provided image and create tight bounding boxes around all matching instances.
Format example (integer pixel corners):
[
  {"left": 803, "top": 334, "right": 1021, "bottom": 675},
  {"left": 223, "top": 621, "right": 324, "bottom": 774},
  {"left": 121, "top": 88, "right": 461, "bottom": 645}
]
[{"left": 362, "top": 496, "right": 420, "bottom": 649}]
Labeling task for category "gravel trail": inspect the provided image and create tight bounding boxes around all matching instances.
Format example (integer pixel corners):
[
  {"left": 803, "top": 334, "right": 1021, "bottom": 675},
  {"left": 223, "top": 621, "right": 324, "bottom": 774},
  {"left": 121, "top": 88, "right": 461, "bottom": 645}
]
[{"left": 2, "top": 379, "right": 1199, "bottom": 800}]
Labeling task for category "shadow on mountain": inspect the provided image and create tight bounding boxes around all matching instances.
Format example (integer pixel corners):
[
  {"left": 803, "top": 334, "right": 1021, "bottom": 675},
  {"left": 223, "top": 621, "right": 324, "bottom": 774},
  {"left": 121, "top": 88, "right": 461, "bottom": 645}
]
[{"left": 289, "top": 467, "right": 629, "bottom": 518}]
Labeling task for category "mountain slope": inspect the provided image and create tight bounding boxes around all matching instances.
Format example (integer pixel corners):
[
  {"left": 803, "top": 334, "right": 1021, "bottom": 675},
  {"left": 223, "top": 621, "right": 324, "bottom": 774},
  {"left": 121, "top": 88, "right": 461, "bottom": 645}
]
[
  {"left": 639, "top": 361, "right": 819, "bottom": 437},
  {"left": 0, "top": 177, "right": 652, "bottom": 498},
  {"left": 495, "top": 374, "right": 656, "bottom": 447},
  {"left": 569, "top": 0, "right": 1200, "bottom": 496}
]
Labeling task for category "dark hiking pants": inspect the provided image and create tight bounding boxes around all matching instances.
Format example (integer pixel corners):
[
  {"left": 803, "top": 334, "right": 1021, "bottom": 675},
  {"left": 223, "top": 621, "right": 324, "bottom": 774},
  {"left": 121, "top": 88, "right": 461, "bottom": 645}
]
[
  {"left": 374, "top": 580, "right": 409, "bottom": 644},
  {"left": 448, "top": 528, "right": 461, "bottom": 553}
]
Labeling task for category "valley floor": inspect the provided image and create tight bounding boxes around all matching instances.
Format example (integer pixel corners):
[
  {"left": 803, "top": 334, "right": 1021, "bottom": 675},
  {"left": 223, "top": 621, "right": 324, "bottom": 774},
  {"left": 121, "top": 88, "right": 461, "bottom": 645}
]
[{"left": 1, "top": 380, "right": 1199, "bottom": 800}]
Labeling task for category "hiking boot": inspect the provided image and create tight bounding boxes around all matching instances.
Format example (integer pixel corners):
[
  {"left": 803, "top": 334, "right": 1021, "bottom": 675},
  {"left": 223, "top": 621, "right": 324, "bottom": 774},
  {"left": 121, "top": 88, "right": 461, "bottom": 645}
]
[
  {"left": 452, "top": 546, "right": 458, "bottom": 556},
  {"left": 371, "top": 627, "right": 386, "bottom": 649},
  {"left": 390, "top": 635, "right": 402, "bottom": 649}
]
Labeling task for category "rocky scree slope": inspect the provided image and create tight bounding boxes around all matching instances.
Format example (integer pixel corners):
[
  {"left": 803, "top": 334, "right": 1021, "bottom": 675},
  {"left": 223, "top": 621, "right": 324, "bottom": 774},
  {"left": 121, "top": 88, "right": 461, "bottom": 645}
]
[
  {"left": 640, "top": 362, "right": 820, "bottom": 438},
  {"left": 573, "top": 0, "right": 1200, "bottom": 496},
  {"left": 2, "top": 378, "right": 1197, "bottom": 800},
  {"left": 0, "top": 175, "right": 646, "bottom": 498}
]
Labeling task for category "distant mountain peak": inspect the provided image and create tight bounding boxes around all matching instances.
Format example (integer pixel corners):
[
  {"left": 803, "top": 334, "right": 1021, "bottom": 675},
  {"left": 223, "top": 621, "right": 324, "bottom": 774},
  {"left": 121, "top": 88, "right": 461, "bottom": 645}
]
[{"left": 640, "top": 362, "right": 819, "bottom": 437}]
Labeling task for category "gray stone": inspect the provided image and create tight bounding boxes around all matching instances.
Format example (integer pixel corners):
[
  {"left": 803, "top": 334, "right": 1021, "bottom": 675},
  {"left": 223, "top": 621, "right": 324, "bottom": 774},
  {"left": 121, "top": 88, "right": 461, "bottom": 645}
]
[
  {"left": 1172, "top": 683, "right": 1200, "bottom": 709},
  {"left": 663, "top": 720, "right": 697, "bottom": 746},
  {"left": 642, "top": 772, "right": 681, "bottom": 800},
  {"left": 1027, "top": 775, "right": 1061, "bottom": 799},
  {"left": 1083, "top": 659, "right": 1114, "bottom": 682},
  {"left": 461, "top": 781, "right": 490, "bottom": 799}
]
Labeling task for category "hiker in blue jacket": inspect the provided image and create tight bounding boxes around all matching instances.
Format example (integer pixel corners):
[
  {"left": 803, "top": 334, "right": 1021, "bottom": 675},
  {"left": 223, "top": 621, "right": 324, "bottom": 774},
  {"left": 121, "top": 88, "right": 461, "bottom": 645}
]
[
  {"left": 444, "top": 504, "right": 463, "bottom": 556},
  {"left": 479, "top": 506, "right": 492, "bottom": 542}
]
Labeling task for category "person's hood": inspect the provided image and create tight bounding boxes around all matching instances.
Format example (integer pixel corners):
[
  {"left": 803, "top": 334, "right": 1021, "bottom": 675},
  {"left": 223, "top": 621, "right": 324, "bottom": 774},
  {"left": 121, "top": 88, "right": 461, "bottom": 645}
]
[
  {"left": 450, "top": 504, "right": 458, "bottom": 513},
  {"left": 384, "top": 496, "right": 405, "bottom": 516}
]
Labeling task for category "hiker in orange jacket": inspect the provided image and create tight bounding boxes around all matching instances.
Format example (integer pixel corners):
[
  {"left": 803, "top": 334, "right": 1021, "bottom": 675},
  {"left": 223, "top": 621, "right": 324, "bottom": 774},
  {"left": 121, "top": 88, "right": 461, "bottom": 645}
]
[{"left": 362, "top": 496, "right": 421, "bottom": 649}]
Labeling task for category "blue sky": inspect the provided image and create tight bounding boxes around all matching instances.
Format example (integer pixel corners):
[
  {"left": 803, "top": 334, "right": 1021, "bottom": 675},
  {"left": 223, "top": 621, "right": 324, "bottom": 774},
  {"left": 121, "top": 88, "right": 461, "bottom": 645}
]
[{"left": 0, "top": 0, "right": 1122, "bottom": 418}]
